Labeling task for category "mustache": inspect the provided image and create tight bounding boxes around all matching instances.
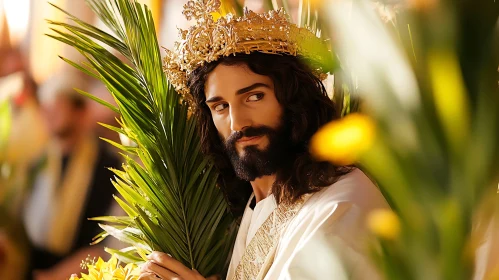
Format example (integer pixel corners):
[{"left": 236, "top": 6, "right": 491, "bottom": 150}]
[{"left": 225, "top": 126, "right": 275, "bottom": 146}]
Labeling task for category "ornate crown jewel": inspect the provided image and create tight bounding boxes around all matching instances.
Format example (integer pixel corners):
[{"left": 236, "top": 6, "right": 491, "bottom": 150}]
[{"left": 163, "top": 0, "right": 335, "bottom": 105}]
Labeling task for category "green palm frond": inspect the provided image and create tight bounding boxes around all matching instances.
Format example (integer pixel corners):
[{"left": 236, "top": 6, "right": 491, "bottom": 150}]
[{"left": 48, "top": 0, "right": 236, "bottom": 276}]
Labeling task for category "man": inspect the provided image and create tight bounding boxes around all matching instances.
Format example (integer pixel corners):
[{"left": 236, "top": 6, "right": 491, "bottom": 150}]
[
  {"left": 23, "top": 74, "right": 121, "bottom": 280},
  {"left": 140, "top": 1, "right": 388, "bottom": 279}
]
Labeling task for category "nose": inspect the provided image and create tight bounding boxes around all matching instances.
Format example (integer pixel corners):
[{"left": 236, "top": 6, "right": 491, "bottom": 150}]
[{"left": 229, "top": 106, "right": 250, "bottom": 132}]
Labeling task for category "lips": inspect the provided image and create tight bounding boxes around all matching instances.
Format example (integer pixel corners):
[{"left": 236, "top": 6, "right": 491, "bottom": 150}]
[{"left": 237, "top": 135, "right": 263, "bottom": 143}]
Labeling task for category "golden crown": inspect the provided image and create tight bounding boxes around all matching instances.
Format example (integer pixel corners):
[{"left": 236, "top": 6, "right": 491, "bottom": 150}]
[{"left": 163, "top": 0, "right": 335, "bottom": 105}]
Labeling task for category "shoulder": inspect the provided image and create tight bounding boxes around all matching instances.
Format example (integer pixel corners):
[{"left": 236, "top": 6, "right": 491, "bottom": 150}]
[
  {"left": 269, "top": 169, "right": 387, "bottom": 279},
  {"left": 305, "top": 168, "right": 388, "bottom": 213},
  {"left": 283, "top": 168, "right": 389, "bottom": 249},
  {"left": 283, "top": 169, "right": 388, "bottom": 240}
]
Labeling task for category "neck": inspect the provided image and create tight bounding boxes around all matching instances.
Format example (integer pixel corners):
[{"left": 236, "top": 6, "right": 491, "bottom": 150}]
[
  {"left": 57, "top": 131, "right": 85, "bottom": 155},
  {"left": 250, "top": 174, "right": 276, "bottom": 202}
]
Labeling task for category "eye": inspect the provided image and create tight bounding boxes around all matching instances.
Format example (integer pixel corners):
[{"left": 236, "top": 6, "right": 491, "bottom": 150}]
[
  {"left": 213, "top": 103, "right": 228, "bottom": 112},
  {"left": 247, "top": 93, "right": 264, "bottom": 102}
]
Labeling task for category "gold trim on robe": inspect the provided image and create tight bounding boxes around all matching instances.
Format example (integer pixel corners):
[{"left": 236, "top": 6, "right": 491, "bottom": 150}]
[{"left": 231, "top": 195, "right": 310, "bottom": 280}]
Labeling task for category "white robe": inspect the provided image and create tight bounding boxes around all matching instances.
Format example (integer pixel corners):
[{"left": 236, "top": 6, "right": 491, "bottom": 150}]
[{"left": 227, "top": 168, "right": 389, "bottom": 279}]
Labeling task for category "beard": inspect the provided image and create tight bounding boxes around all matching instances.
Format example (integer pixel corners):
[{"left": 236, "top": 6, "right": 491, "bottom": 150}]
[{"left": 223, "top": 119, "right": 291, "bottom": 182}]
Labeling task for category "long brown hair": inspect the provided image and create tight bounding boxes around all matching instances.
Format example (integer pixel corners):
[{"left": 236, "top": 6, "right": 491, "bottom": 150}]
[{"left": 188, "top": 52, "right": 352, "bottom": 216}]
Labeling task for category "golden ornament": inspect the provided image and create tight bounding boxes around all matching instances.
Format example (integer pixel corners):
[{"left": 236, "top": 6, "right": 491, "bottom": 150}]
[{"left": 163, "top": 0, "right": 335, "bottom": 107}]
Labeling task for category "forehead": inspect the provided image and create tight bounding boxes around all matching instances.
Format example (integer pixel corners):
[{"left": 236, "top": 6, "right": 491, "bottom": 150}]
[{"left": 204, "top": 64, "right": 273, "bottom": 99}]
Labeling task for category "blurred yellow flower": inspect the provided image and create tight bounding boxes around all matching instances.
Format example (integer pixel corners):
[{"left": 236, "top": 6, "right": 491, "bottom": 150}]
[
  {"left": 310, "top": 113, "right": 375, "bottom": 165},
  {"left": 367, "top": 209, "right": 401, "bottom": 240},
  {"left": 211, "top": 0, "right": 235, "bottom": 21}
]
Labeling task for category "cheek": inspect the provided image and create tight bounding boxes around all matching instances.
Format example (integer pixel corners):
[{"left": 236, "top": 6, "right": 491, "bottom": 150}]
[
  {"left": 212, "top": 115, "right": 231, "bottom": 140},
  {"left": 256, "top": 101, "right": 283, "bottom": 128}
]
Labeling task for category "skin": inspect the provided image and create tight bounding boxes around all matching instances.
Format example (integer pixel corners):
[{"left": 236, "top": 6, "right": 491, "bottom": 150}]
[
  {"left": 41, "top": 95, "right": 90, "bottom": 154},
  {"left": 139, "top": 64, "right": 284, "bottom": 279}
]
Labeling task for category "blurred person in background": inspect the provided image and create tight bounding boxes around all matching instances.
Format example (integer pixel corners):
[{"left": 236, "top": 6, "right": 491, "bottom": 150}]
[{"left": 22, "top": 73, "right": 121, "bottom": 280}]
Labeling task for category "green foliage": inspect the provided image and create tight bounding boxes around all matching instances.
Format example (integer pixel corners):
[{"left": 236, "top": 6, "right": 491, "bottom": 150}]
[
  {"left": 48, "top": 0, "right": 236, "bottom": 276},
  {"left": 0, "top": 100, "right": 11, "bottom": 159}
]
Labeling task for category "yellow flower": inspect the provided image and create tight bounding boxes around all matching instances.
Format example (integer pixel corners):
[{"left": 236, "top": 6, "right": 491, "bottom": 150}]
[
  {"left": 72, "top": 255, "right": 140, "bottom": 280},
  {"left": 310, "top": 113, "right": 375, "bottom": 165},
  {"left": 112, "top": 262, "right": 141, "bottom": 279},
  {"left": 367, "top": 209, "right": 401, "bottom": 240}
]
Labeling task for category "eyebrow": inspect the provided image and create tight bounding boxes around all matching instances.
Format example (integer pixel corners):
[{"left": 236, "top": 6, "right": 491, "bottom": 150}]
[{"left": 205, "top": 82, "right": 271, "bottom": 103}]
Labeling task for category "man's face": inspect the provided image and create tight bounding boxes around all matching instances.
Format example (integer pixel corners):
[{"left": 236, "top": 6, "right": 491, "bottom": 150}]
[
  {"left": 204, "top": 64, "right": 288, "bottom": 181},
  {"left": 42, "top": 95, "right": 82, "bottom": 139}
]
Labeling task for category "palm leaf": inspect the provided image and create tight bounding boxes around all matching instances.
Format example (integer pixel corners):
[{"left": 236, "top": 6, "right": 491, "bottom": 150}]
[{"left": 48, "top": 0, "right": 235, "bottom": 276}]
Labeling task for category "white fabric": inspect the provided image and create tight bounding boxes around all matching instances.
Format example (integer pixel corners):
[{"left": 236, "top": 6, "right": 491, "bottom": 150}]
[
  {"left": 228, "top": 193, "right": 278, "bottom": 278},
  {"left": 247, "top": 194, "right": 277, "bottom": 247},
  {"left": 226, "top": 168, "right": 389, "bottom": 280},
  {"left": 473, "top": 203, "right": 499, "bottom": 280},
  {"left": 23, "top": 136, "right": 98, "bottom": 255}
]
